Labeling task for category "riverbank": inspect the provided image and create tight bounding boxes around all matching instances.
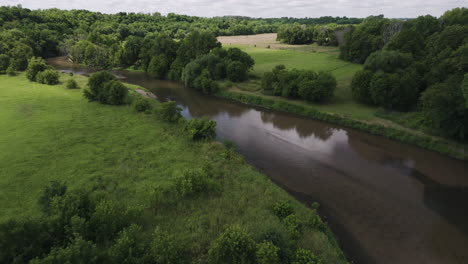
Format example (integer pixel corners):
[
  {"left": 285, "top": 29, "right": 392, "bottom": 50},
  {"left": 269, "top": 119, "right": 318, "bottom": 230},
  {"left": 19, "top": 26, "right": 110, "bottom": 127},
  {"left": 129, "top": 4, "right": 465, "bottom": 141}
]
[
  {"left": 216, "top": 34, "right": 467, "bottom": 161},
  {"left": 0, "top": 72, "right": 347, "bottom": 263},
  {"left": 215, "top": 88, "right": 467, "bottom": 161}
]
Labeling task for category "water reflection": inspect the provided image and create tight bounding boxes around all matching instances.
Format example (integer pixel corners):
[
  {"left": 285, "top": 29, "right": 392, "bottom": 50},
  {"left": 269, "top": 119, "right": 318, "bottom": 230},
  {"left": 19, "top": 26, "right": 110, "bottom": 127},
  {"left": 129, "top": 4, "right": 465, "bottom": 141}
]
[{"left": 49, "top": 57, "right": 468, "bottom": 264}]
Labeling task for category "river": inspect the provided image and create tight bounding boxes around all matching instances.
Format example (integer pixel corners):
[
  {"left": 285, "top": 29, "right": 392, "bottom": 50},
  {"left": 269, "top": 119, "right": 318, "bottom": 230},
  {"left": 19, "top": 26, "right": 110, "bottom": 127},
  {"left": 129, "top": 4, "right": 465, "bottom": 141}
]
[{"left": 50, "top": 57, "right": 468, "bottom": 264}]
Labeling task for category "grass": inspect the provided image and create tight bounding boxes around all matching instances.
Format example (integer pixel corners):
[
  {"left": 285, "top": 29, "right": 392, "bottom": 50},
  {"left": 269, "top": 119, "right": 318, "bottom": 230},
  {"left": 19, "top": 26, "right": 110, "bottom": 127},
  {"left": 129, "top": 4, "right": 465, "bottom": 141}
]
[
  {"left": 221, "top": 43, "right": 374, "bottom": 120},
  {"left": 0, "top": 73, "right": 347, "bottom": 262}
]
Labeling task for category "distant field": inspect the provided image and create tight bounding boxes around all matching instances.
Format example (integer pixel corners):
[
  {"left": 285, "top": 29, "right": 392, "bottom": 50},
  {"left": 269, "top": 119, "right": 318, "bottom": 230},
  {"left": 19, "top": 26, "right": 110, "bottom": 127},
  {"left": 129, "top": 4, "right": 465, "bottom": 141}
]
[{"left": 218, "top": 34, "right": 375, "bottom": 120}]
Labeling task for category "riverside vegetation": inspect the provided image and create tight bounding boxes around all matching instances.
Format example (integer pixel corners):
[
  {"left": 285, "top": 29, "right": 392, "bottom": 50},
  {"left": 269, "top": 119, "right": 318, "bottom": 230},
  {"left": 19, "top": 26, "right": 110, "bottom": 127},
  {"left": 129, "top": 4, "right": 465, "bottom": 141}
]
[{"left": 0, "top": 70, "right": 346, "bottom": 263}]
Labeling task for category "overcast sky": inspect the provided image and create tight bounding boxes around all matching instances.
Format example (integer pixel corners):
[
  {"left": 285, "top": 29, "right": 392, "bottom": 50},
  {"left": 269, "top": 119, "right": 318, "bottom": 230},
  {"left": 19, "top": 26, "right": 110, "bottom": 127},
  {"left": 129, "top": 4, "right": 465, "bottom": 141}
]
[{"left": 1, "top": 0, "right": 466, "bottom": 18}]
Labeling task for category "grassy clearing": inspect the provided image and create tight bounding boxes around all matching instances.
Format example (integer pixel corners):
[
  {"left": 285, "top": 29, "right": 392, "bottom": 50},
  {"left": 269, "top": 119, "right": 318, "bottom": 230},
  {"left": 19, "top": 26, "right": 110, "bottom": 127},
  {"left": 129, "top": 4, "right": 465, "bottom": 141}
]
[
  {"left": 0, "top": 73, "right": 346, "bottom": 262},
  {"left": 219, "top": 34, "right": 370, "bottom": 120}
]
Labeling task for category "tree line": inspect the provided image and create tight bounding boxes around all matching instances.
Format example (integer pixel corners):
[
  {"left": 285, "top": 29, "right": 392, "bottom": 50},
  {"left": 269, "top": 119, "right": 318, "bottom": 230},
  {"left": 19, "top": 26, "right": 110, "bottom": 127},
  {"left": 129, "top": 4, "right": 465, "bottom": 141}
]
[{"left": 341, "top": 8, "right": 468, "bottom": 141}]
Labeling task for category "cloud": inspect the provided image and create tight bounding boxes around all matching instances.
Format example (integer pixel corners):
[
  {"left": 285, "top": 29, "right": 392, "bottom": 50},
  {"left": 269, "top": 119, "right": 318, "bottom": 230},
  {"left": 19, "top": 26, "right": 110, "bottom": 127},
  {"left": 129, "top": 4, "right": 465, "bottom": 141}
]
[{"left": 1, "top": 0, "right": 466, "bottom": 18}]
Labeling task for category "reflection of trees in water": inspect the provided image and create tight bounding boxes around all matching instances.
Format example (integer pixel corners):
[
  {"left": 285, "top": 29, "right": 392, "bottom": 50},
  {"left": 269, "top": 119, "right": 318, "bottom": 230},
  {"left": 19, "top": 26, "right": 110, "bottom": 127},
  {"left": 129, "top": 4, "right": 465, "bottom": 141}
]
[
  {"left": 260, "top": 112, "right": 334, "bottom": 141},
  {"left": 410, "top": 169, "right": 468, "bottom": 237}
]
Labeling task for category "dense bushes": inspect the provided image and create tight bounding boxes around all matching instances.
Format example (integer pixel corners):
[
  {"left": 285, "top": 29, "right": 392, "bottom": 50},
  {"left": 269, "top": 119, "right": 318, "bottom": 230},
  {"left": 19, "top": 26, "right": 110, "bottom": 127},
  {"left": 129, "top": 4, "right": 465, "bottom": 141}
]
[
  {"left": 262, "top": 65, "right": 336, "bottom": 103},
  {"left": 84, "top": 71, "right": 128, "bottom": 105},
  {"left": 0, "top": 54, "right": 9, "bottom": 73},
  {"left": 277, "top": 24, "right": 345, "bottom": 46},
  {"left": 133, "top": 97, "right": 152, "bottom": 112},
  {"left": 25, "top": 57, "right": 60, "bottom": 85},
  {"left": 66, "top": 78, "right": 79, "bottom": 89},
  {"left": 208, "top": 226, "right": 256, "bottom": 264}
]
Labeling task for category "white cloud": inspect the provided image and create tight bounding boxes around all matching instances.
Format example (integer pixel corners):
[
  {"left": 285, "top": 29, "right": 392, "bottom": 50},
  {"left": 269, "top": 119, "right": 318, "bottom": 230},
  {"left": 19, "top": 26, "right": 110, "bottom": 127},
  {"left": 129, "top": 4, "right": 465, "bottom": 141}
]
[{"left": 1, "top": 0, "right": 466, "bottom": 18}]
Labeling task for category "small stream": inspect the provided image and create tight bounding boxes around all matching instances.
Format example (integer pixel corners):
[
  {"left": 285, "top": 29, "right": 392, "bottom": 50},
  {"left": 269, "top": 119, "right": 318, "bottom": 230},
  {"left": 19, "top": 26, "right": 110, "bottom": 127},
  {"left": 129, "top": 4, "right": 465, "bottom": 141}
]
[{"left": 50, "top": 57, "right": 468, "bottom": 264}]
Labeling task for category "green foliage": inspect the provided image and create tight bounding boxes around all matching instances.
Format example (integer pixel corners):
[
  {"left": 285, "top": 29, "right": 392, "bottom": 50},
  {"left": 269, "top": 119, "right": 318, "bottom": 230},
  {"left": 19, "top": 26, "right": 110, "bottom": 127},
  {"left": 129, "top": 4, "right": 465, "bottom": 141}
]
[
  {"left": 364, "top": 50, "right": 412, "bottom": 73},
  {"left": 277, "top": 24, "right": 314, "bottom": 44},
  {"left": 262, "top": 65, "right": 337, "bottom": 102},
  {"left": 36, "top": 69, "right": 60, "bottom": 85},
  {"left": 256, "top": 241, "right": 281, "bottom": 264},
  {"left": 85, "top": 71, "right": 128, "bottom": 105},
  {"left": 29, "top": 237, "right": 98, "bottom": 264},
  {"left": 38, "top": 181, "right": 67, "bottom": 215},
  {"left": 66, "top": 79, "right": 79, "bottom": 89},
  {"left": 185, "top": 118, "right": 217, "bottom": 140},
  {"left": 351, "top": 70, "right": 374, "bottom": 104},
  {"left": 208, "top": 226, "right": 256, "bottom": 264},
  {"left": 157, "top": 101, "right": 182, "bottom": 122},
  {"left": 133, "top": 97, "right": 153, "bottom": 112},
  {"left": 292, "top": 249, "right": 322, "bottom": 264},
  {"left": 273, "top": 200, "right": 294, "bottom": 219},
  {"left": 6, "top": 66, "right": 15, "bottom": 76},
  {"left": 369, "top": 70, "right": 418, "bottom": 111},
  {"left": 227, "top": 61, "right": 248, "bottom": 82},
  {"left": 89, "top": 200, "right": 131, "bottom": 243},
  {"left": 284, "top": 214, "right": 301, "bottom": 238},
  {"left": 150, "top": 227, "right": 181, "bottom": 264},
  {"left": 26, "top": 57, "right": 48, "bottom": 81},
  {"left": 463, "top": 74, "right": 468, "bottom": 108},
  {"left": 109, "top": 224, "right": 147, "bottom": 264},
  {"left": 421, "top": 79, "right": 468, "bottom": 141},
  {"left": 174, "top": 168, "right": 217, "bottom": 198},
  {"left": 0, "top": 54, "right": 10, "bottom": 73}
]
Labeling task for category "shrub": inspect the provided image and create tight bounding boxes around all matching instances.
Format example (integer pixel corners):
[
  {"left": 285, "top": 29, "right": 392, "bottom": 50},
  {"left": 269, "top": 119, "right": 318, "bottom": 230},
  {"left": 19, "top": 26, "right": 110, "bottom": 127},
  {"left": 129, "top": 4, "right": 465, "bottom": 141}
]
[
  {"left": 133, "top": 97, "right": 152, "bottom": 112},
  {"left": 38, "top": 181, "right": 67, "bottom": 215},
  {"left": 89, "top": 200, "right": 130, "bottom": 243},
  {"left": 85, "top": 71, "right": 116, "bottom": 102},
  {"left": 208, "top": 226, "right": 256, "bottom": 264},
  {"left": 256, "top": 241, "right": 281, "bottom": 264},
  {"left": 109, "top": 224, "right": 147, "bottom": 264},
  {"left": 66, "top": 79, "right": 79, "bottom": 89},
  {"left": 104, "top": 80, "right": 128, "bottom": 105},
  {"left": 150, "top": 227, "right": 180, "bottom": 264},
  {"left": 26, "top": 57, "right": 48, "bottom": 81},
  {"left": 6, "top": 66, "right": 15, "bottom": 76},
  {"left": 0, "top": 54, "right": 10, "bottom": 73},
  {"left": 174, "top": 168, "right": 216, "bottom": 198},
  {"left": 157, "top": 101, "right": 182, "bottom": 122},
  {"left": 273, "top": 200, "right": 294, "bottom": 219},
  {"left": 36, "top": 69, "right": 60, "bottom": 85},
  {"left": 29, "top": 237, "right": 98, "bottom": 264},
  {"left": 185, "top": 118, "right": 217, "bottom": 140},
  {"left": 292, "top": 249, "right": 322, "bottom": 264},
  {"left": 284, "top": 214, "right": 301, "bottom": 238}
]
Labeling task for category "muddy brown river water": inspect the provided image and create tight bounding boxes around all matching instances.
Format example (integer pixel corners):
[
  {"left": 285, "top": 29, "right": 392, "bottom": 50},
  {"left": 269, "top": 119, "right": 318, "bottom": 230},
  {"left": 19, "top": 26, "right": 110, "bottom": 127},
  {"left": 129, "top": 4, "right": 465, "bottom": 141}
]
[{"left": 50, "top": 57, "right": 468, "bottom": 264}]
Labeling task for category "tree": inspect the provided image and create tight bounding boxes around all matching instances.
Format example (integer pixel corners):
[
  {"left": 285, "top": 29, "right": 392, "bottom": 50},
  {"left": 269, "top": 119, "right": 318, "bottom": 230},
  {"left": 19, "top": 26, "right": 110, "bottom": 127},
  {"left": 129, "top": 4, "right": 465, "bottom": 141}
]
[
  {"left": 351, "top": 70, "right": 374, "bottom": 104},
  {"left": 369, "top": 70, "right": 418, "bottom": 111},
  {"left": 29, "top": 237, "right": 98, "bottom": 264},
  {"left": 150, "top": 227, "right": 180, "bottom": 264},
  {"left": 85, "top": 71, "right": 128, "bottom": 105},
  {"left": 9, "top": 42, "right": 33, "bottom": 70},
  {"left": 26, "top": 57, "right": 48, "bottom": 81},
  {"left": 104, "top": 80, "right": 128, "bottom": 105},
  {"left": 364, "top": 50, "right": 412, "bottom": 73},
  {"left": 157, "top": 101, "right": 182, "bottom": 122},
  {"left": 298, "top": 71, "right": 336, "bottom": 102},
  {"left": 227, "top": 61, "right": 248, "bottom": 82},
  {"left": 292, "top": 249, "right": 322, "bottom": 264},
  {"left": 109, "top": 224, "right": 147, "bottom": 264}
]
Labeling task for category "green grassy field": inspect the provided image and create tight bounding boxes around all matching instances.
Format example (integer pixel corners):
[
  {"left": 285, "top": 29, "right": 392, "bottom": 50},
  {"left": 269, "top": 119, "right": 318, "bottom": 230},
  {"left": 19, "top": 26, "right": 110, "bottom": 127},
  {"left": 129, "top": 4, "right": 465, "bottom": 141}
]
[
  {"left": 0, "top": 73, "right": 346, "bottom": 262},
  {"left": 221, "top": 43, "right": 377, "bottom": 120}
]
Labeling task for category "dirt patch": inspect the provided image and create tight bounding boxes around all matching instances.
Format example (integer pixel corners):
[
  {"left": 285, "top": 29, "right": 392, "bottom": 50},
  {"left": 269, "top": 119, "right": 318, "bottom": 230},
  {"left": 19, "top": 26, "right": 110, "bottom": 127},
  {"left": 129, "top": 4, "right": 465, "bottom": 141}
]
[{"left": 135, "top": 89, "right": 157, "bottom": 99}]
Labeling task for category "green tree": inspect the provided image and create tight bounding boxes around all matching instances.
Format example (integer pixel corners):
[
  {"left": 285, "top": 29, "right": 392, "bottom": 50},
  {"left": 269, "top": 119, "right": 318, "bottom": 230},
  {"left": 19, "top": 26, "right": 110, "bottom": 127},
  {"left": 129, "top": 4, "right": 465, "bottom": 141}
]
[
  {"left": 227, "top": 61, "right": 248, "bottom": 82},
  {"left": 157, "top": 101, "right": 182, "bottom": 122},
  {"left": 292, "top": 249, "right": 322, "bottom": 264},
  {"left": 109, "top": 224, "right": 148, "bottom": 264},
  {"left": 38, "top": 181, "right": 67, "bottom": 215},
  {"left": 29, "top": 237, "right": 98, "bottom": 264},
  {"left": 150, "top": 227, "right": 180, "bottom": 264},
  {"left": 351, "top": 70, "right": 374, "bottom": 104},
  {"left": 256, "top": 241, "right": 281, "bottom": 264},
  {"left": 185, "top": 118, "right": 217, "bottom": 141}
]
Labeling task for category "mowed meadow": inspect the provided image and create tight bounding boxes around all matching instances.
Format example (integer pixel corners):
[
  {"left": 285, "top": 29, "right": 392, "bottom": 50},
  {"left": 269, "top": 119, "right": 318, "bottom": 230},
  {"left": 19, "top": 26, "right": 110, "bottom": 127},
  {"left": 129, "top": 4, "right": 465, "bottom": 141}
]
[
  {"left": 218, "top": 34, "right": 378, "bottom": 120},
  {"left": 0, "top": 72, "right": 346, "bottom": 263}
]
